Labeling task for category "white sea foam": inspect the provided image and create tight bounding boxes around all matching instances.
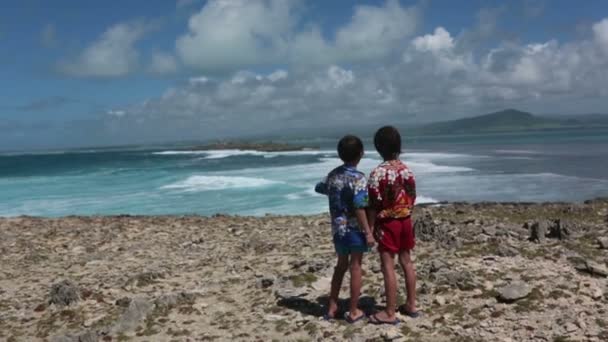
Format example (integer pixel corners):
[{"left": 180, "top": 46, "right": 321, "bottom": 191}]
[
  {"left": 408, "top": 161, "right": 473, "bottom": 173},
  {"left": 494, "top": 149, "right": 542, "bottom": 155},
  {"left": 161, "top": 175, "right": 282, "bottom": 192},
  {"left": 153, "top": 149, "right": 335, "bottom": 159}
]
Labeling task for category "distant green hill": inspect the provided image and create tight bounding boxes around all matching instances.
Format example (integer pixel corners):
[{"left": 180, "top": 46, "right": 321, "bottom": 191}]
[{"left": 414, "top": 109, "right": 608, "bottom": 135}]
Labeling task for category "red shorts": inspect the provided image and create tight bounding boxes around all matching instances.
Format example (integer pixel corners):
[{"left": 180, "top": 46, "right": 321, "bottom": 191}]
[{"left": 375, "top": 217, "right": 415, "bottom": 253}]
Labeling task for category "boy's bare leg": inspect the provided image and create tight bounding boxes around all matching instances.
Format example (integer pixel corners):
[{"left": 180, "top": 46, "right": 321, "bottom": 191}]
[
  {"left": 348, "top": 252, "right": 364, "bottom": 319},
  {"left": 375, "top": 251, "right": 397, "bottom": 320},
  {"left": 328, "top": 254, "right": 349, "bottom": 318},
  {"left": 399, "top": 250, "right": 417, "bottom": 312}
]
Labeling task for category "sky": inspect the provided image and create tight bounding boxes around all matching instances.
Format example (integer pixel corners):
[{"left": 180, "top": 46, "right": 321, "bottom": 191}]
[{"left": 1, "top": 0, "right": 608, "bottom": 150}]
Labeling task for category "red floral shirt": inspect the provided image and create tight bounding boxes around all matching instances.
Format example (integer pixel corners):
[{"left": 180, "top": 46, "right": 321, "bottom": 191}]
[{"left": 368, "top": 160, "right": 416, "bottom": 219}]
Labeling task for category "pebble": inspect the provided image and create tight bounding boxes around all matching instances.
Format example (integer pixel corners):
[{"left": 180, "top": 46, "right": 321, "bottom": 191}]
[{"left": 497, "top": 282, "right": 531, "bottom": 303}]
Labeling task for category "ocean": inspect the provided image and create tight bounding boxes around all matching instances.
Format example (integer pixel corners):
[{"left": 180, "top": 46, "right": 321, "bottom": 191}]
[{"left": 1, "top": 128, "right": 608, "bottom": 217}]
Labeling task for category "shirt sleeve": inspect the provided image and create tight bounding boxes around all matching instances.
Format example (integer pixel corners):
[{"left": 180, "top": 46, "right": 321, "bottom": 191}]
[
  {"left": 352, "top": 175, "right": 368, "bottom": 209},
  {"left": 314, "top": 177, "right": 328, "bottom": 195},
  {"left": 367, "top": 168, "right": 381, "bottom": 208}
]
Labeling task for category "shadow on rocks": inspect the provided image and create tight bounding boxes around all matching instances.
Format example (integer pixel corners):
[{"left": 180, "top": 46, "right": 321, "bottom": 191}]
[{"left": 277, "top": 295, "right": 379, "bottom": 318}]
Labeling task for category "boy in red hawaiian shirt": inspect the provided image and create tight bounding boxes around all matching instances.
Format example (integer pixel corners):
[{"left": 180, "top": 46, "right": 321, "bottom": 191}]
[{"left": 367, "top": 126, "right": 419, "bottom": 325}]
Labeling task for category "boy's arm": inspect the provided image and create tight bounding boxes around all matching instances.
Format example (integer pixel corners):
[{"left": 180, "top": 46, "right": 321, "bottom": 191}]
[
  {"left": 367, "top": 207, "right": 377, "bottom": 232},
  {"left": 314, "top": 178, "right": 328, "bottom": 195},
  {"left": 353, "top": 175, "right": 374, "bottom": 246},
  {"left": 355, "top": 208, "right": 374, "bottom": 246}
]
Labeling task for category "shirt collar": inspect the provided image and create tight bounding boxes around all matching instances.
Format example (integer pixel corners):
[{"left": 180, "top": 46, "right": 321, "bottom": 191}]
[{"left": 342, "top": 164, "right": 357, "bottom": 171}]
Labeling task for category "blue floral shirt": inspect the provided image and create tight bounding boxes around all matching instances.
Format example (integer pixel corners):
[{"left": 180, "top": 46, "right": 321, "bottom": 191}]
[{"left": 315, "top": 165, "right": 369, "bottom": 237}]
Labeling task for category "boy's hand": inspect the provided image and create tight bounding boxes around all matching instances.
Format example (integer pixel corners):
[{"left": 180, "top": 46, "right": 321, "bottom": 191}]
[{"left": 365, "top": 232, "right": 376, "bottom": 247}]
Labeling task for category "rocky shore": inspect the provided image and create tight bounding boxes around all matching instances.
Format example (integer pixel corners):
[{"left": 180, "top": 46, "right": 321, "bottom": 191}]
[{"left": 1, "top": 200, "right": 608, "bottom": 341}]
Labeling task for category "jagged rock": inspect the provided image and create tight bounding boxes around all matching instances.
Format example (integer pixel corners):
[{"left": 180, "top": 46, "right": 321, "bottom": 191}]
[
  {"left": 548, "top": 219, "right": 572, "bottom": 240},
  {"left": 495, "top": 244, "right": 519, "bottom": 257},
  {"left": 50, "top": 331, "right": 97, "bottom": 342},
  {"left": 438, "top": 270, "right": 476, "bottom": 291},
  {"left": 497, "top": 282, "right": 531, "bottom": 303},
  {"left": 482, "top": 226, "right": 497, "bottom": 236},
  {"left": 256, "top": 276, "right": 275, "bottom": 289},
  {"left": 274, "top": 286, "right": 308, "bottom": 300},
  {"left": 381, "top": 328, "right": 405, "bottom": 341},
  {"left": 598, "top": 237, "right": 608, "bottom": 250},
  {"left": 111, "top": 297, "right": 154, "bottom": 334},
  {"left": 414, "top": 212, "right": 439, "bottom": 242},
  {"left": 434, "top": 295, "right": 447, "bottom": 306},
  {"left": 49, "top": 280, "right": 80, "bottom": 307},
  {"left": 126, "top": 271, "right": 164, "bottom": 287},
  {"left": 115, "top": 297, "right": 131, "bottom": 307},
  {"left": 429, "top": 260, "right": 447, "bottom": 273},
  {"left": 154, "top": 292, "right": 196, "bottom": 310},
  {"left": 576, "top": 261, "right": 608, "bottom": 277},
  {"left": 527, "top": 220, "right": 550, "bottom": 243},
  {"left": 306, "top": 260, "right": 327, "bottom": 273}
]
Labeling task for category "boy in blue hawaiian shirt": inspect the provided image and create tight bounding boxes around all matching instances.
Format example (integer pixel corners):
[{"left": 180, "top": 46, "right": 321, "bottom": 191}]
[{"left": 315, "top": 135, "right": 375, "bottom": 323}]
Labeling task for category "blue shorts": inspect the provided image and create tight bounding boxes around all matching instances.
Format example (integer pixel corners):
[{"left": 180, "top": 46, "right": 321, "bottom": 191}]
[{"left": 333, "top": 231, "right": 369, "bottom": 256}]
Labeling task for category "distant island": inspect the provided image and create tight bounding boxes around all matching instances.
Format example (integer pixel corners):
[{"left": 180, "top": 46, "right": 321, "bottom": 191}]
[
  {"left": 414, "top": 109, "right": 608, "bottom": 135},
  {"left": 187, "top": 141, "right": 320, "bottom": 152}
]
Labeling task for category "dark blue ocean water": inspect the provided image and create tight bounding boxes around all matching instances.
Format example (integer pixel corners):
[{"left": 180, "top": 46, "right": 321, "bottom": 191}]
[{"left": 1, "top": 128, "right": 607, "bottom": 217}]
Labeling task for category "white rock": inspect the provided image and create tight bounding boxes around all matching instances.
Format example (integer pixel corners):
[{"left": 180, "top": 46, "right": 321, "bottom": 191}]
[
  {"left": 565, "top": 322, "right": 578, "bottom": 333},
  {"left": 381, "top": 327, "right": 404, "bottom": 341},
  {"left": 434, "top": 295, "right": 447, "bottom": 306},
  {"left": 264, "top": 314, "right": 286, "bottom": 321}
]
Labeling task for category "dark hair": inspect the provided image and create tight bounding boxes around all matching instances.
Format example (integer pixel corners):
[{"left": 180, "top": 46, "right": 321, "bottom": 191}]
[
  {"left": 374, "top": 126, "right": 401, "bottom": 160},
  {"left": 337, "top": 135, "right": 364, "bottom": 163}
]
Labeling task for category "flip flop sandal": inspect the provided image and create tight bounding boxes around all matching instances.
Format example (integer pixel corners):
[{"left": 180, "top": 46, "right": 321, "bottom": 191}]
[
  {"left": 368, "top": 313, "right": 400, "bottom": 325},
  {"left": 344, "top": 311, "right": 366, "bottom": 324}
]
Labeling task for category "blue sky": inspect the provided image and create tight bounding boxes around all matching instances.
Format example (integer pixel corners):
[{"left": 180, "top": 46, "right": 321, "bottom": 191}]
[{"left": 2, "top": 0, "right": 608, "bottom": 150}]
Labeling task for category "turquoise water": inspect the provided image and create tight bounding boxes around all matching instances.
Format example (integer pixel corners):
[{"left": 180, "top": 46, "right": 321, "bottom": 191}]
[{"left": 1, "top": 128, "right": 608, "bottom": 217}]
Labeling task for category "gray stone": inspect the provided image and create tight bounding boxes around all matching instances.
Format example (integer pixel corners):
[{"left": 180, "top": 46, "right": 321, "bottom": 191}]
[
  {"left": 528, "top": 221, "right": 550, "bottom": 243},
  {"left": 115, "top": 297, "right": 131, "bottom": 307},
  {"left": 584, "top": 261, "right": 608, "bottom": 277},
  {"left": 381, "top": 328, "right": 405, "bottom": 341},
  {"left": 414, "top": 212, "right": 439, "bottom": 242},
  {"left": 111, "top": 297, "right": 154, "bottom": 334},
  {"left": 548, "top": 219, "right": 572, "bottom": 240},
  {"left": 439, "top": 270, "right": 476, "bottom": 291},
  {"left": 154, "top": 292, "right": 196, "bottom": 310},
  {"left": 306, "top": 260, "right": 327, "bottom": 273},
  {"left": 482, "top": 226, "right": 497, "bottom": 236},
  {"left": 274, "top": 287, "right": 308, "bottom": 300},
  {"left": 495, "top": 244, "right": 519, "bottom": 257},
  {"left": 50, "top": 331, "right": 97, "bottom": 342},
  {"left": 49, "top": 280, "right": 80, "bottom": 307},
  {"left": 127, "top": 271, "right": 164, "bottom": 287},
  {"left": 598, "top": 237, "right": 608, "bottom": 250},
  {"left": 429, "top": 259, "right": 446, "bottom": 273},
  {"left": 497, "top": 282, "right": 531, "bottom": 303}
]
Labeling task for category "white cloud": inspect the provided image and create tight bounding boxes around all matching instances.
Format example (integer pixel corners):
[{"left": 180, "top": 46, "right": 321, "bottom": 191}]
[
  {"left": 267, "top": 69, "right": 288, "bottom": 82},
  {"left": 176, "top": 0, "right": 418, "bottom": 70},
  {"left": 99, "top": 16, "right": 608, "bottom": 142},
  {"left": 60, "top": 22, "right": 149, "bottom": 77},
  {"left": 176, "top": 0, "right": 295, "bottom": 71},
  {"left": 331, "top": 0, "right": 418, "bottom": 61},
  {"left": 413, "top": 27, "right": 454, "bottom": 52},
  {"left": 593, "top": 18, "right": 608, "bottom": 53},
  {"left": 149, "top": 52, "right": 178, "bottom": 74}
]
